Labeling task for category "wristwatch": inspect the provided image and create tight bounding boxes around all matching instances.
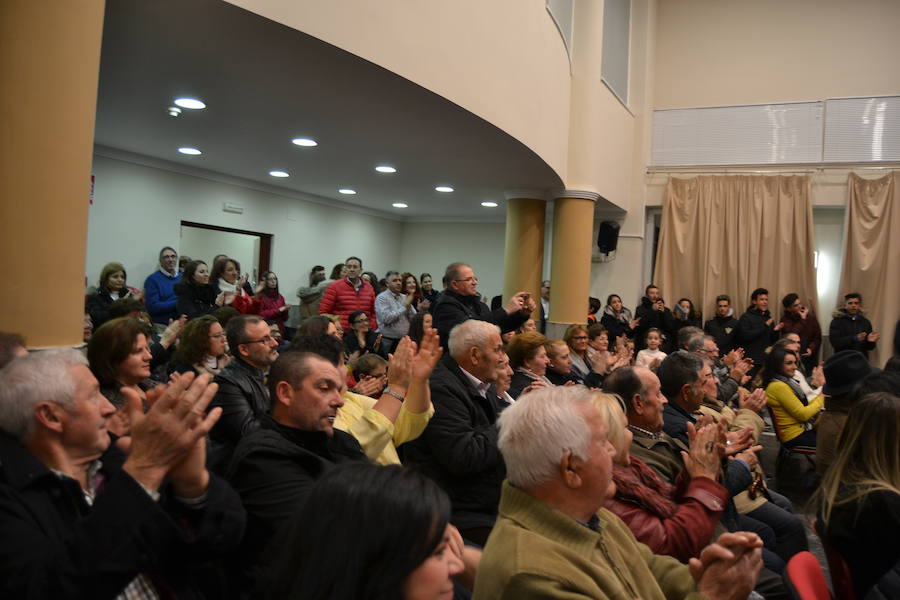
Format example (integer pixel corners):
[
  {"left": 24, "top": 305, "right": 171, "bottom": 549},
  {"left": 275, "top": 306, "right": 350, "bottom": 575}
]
[{"left": 383, "top": 387, "right": 405, "bottom": 402}]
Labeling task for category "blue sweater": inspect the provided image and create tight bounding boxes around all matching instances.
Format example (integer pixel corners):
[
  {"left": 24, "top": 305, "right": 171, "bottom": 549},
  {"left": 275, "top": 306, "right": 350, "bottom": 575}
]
[{"left": 144, "top": 269, "right": 181, "bottom": 323}]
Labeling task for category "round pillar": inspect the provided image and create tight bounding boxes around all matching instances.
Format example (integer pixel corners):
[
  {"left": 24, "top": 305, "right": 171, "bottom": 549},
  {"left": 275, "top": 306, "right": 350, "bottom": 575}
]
[
  {"left": 502, "top": 194, "right": 546, "bottom": 307},
  {"left": 0, "top": 0, "right": 105, "bottom": 347},
  {"left": 547, "top": 192, "right": 598, "bottom": 337}
]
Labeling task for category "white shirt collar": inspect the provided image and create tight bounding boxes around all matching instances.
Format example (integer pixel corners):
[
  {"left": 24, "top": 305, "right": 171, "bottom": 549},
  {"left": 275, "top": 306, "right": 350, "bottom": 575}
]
[{"left": 459, "top": 365, "right": 491, "bottom": 398}]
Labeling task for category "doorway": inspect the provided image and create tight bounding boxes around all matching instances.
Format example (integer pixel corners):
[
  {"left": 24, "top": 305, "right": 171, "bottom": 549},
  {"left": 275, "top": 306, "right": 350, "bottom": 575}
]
[{"left": 180, "top": 221, "right": 272, "bottom": 285}]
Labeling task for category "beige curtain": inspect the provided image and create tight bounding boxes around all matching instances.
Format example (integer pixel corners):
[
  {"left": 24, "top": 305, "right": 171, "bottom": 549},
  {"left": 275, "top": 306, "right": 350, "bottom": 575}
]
[
  {"left": 655, "top": 175, "right": 819, "bottom": 330},
  {"left": 837, "top": 172, "right": 899, "bottom": 367}
]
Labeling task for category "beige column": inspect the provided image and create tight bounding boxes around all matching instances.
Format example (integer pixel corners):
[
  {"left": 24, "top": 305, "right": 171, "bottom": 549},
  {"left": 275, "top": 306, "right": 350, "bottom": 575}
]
[
  {"left": 0, "top": 0, "right": 105, "bottom": 347},
  {"left": 546, "top": 192, "right": 598, "bottom": 338},
  {"left": 501, "top": 193, "right": 546, "bottom": 307}
]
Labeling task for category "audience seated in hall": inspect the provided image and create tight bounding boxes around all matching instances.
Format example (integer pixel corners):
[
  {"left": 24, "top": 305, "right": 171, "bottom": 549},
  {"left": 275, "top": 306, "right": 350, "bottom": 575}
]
[
  {"left": 597, "top": 393, "right": 728, "bottom": 563},
  {"left": 564, "top": 323, "right": 594, "bottom": 381},
  {"left": 474, "top": 385, "right": 763, "bottom": 600},
  {"left": 544, "top": 338, "right": 580, "bottom": 386},
  {"left": 762, "top": 346, "right": 823, "bottom": 450},
  {"left": 175, "top": 260, "right": 221, "bottom": 319},
  {"left": 0, "top": 350, "right": 245, "bottom": 599}
]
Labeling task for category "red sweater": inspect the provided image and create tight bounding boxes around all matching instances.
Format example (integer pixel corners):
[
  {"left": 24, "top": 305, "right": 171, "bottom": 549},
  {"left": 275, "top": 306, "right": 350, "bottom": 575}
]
[{"left": 318, "top": 278, "right": 376, "bottom": 331}]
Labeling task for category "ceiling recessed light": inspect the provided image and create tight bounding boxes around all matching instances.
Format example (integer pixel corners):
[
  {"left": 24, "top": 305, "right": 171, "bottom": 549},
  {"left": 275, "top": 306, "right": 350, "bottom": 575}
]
[
  {"left": 392, "top": 202, "right": 408, "bottom": 208},
  {"left": 338, "top": 188, "right": 357, "bottom": 195},
  {"left": 269, "top": 170, "right": 289, "bottom": 178},
  {"left": 375, "top": 165, "right": 397, "bottom": 173},
  {"left": 292, "top": 137, "right": 318, "bottom": 147},
  {"left": 481, "top": 201, "right": 499, "bottom": 207},
  {"left": 173, "top": 97, "right": 206, "bottom": 110},
  {"left": 435, "top": 186, "right": 454, "bottom": 193},
  {"left": 178, "top": 147, "right": 202, "bottom": 155}
]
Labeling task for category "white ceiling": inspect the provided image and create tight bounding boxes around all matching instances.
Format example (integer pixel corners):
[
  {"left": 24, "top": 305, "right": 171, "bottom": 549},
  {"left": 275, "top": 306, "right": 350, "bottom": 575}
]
[{"left": 93, "top": 0, "right": 567, "bottom": 222}]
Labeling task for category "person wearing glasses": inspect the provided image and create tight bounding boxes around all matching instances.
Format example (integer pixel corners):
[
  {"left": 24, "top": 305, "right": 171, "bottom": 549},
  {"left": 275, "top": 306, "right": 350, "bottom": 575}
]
[
  {"left": 169, "top": 315, "right": 230, "bottom": 377},
  {"left": 143, "top": 246, "right": 182, "bottom": 330},
  {"left": 431, "top": 261, "right": 534, "bottom": 348},
  {"left": 209, "top": 315, "right": 280, "bottom": 473}
]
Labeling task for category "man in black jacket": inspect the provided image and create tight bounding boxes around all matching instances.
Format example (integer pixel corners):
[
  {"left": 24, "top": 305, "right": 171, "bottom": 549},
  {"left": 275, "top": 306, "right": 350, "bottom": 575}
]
[
  {"left": 432, "top": 262, "right": 533, "bottom": 347},
  {"left": 704, "top": 294, "right": 740, "bottom": 354},
  {"left": 0, "top": 349, "right": 245, "bottom": 599},
  {"left": 227, "top": 350, "right": 367, "bottom": 594},
  {"left": 736, "top": 288, "right": 782, "bottom": 373},
  {"left": 634, "top": 284, "right": 677, "bottom": 352},
  {"left": 829, "top": 292, "right": 880, "bottom": 358},
  {"left": 210, "top": 314, "right": 280, "bottom": 471},
  {"left": 402, "top": 319, "right": 507, "bottom": 546}
]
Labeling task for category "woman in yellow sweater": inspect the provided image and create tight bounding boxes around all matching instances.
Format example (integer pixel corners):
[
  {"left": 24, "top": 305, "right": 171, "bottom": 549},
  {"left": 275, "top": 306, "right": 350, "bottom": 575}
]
[{"left": 763, "top": 346, "right": 823, "bottom": 448}]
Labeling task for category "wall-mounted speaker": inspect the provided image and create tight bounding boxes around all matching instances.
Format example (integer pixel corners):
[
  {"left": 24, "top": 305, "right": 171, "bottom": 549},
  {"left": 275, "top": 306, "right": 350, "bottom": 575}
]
[{"left": 597, "top": 220, "right": 620, "bottom": 254}]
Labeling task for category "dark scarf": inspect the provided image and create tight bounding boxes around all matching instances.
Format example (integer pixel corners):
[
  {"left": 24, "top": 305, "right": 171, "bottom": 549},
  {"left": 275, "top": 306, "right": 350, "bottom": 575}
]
[
  {"left": 772, "top": 372, "right": 814, "bottom": 430},
  {"left": 612, "top": 456, "right": 678, "bottom": 518}
]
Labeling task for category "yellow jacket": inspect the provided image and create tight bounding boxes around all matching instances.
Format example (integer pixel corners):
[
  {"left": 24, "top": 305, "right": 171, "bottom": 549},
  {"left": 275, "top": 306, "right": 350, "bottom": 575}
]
[
  {"left": 335, "top": 391, "right": 434, "bottom": 465},
  {"left": 765, "top": 381, "right": 823, "bottom": 443}
]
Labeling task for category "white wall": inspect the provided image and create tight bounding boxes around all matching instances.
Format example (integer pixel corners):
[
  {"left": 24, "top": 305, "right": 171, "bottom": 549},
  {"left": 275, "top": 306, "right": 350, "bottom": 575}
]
[
  {"left": 397, "top": 221, "right": 506, "bottom": 302},
  {"left": 87, "top": 155, "right": 403, "bottom": 296},
  {"left": 813, "top": 208, "right": 846, "bottom": 319}
]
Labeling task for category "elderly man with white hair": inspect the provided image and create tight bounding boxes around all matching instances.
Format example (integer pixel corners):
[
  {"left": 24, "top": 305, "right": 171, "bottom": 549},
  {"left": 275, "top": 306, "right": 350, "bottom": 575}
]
[
  {"left": 474, "top": 385, "right": 764, "bottom": 600},
  {"left": 403, "top": 318, "right": 508, "bottom": 546},
  {"left": 0, "top": 349, "right": 245, "bottom": 598}
]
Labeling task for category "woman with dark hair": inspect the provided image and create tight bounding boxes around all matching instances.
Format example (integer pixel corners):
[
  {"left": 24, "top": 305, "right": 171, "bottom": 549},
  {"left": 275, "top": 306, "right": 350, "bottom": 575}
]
[
  {"left": 506, "top": 331, "right": 552, "bottom": 399},
  {"left": 564, "top": 324, "right": 593, "bottom": 381},
  {"left": 817, "top": 392, "right": 900, "bottom": 599},
  {"left": 600, "top": 294, "right": 640, "bottom": 349},
  {"left": 175, "top": 260, "right": 223, "bottom": 319},
  {"left": 263, "top": 462, "right": 464, "bottom": 600},
  {"left": 330, "top": 263, "right": 347, "bottom": 280},
  {"left": 256, "top": 271, "right": 290, "bottom": 337},
  {"left": 361, "top": 271, "right": 384, "bottom": 296},
  {"left": 295, "top": 314, "right": 340, "bottom": 339},
  {"left": 673, "top": 298, "right": 702, "bottom": 332},
  {"left": 401, "top": 272, "right": 430, "bottom": 312},
  {"left": 586, "top": 296, "right": 602, "bottom": 324},
  {"left": 86, "top": 262, "right": 143, "bottom": 327},
  {"left": 420, "top": 273, "right": 439, "bottom": 308},
  {"left": 169, "top": 315, "right": 230, "bottom": 376},
  {"left": 210, "top": 257, "right": 257, "bottom": 314},
  {"left": 344, "top": 310, "right": 381, "bottom": 358},
  {"left": 87, "top": 317, "right": 159, "bottom": 431},
  {"left": 408, "top": 311, "right": 433, "bottom": 346},
  {"left": 763, "top": 346, "right": 823, "bottom": 448}
]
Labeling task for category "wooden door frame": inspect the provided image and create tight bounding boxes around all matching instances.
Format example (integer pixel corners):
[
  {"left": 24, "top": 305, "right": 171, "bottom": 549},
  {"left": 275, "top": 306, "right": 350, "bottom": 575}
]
[{"left": 180, "top": 221, "right": 272, "bottom": 274}]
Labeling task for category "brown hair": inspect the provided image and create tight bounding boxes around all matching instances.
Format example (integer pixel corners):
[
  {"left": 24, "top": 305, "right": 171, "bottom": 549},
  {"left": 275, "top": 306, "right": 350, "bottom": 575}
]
[
  {"left": 87, "top": 317, "right": 149, "bottom": 387},
  {"left": 507, "top": 331, "right": 548, "bottom": 369},
  {"left": 98, "top": 262, "right": 127, "bottom": 290}
]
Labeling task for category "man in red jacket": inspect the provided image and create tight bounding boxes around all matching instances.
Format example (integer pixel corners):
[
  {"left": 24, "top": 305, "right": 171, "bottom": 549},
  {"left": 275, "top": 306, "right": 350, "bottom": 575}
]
[{"left": 318, "top": 256, "right": 376, "bottom": 331}]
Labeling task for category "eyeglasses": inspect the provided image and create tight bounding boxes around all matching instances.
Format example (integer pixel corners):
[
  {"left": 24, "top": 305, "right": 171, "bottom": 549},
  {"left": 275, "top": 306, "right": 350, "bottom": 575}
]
[
  {"left": 161, "top": 254, "right": 177, "bottom": 260},
  {"left": 455, "top": 277, "right": 477, "bottom": 283},
  {"left": 210, "top": 333, "right": 226, "bottom": 339},
  {"left": 571, "top": 336, "right": 588, "bottom": 341},
  {"left": 242, "top": 335, "right": 275, "bottom": 346}
]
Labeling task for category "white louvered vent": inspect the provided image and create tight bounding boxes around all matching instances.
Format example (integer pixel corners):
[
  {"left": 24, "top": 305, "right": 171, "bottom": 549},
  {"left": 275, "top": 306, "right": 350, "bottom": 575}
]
[
  {"left": 651, "top": 102, "right": 824, "bottom": 167},
  {"left": 824, "top": 96, "right": 900, "bottom": 163}
]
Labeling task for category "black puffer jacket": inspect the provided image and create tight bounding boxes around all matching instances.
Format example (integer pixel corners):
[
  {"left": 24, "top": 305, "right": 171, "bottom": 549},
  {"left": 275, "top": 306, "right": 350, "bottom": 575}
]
[
  {"left": 209, "top": 358, "right": 270, "bottom": 473},
  {"left": 736, "top": 306, "right": 778, "bottom": 365},
  {"left": 828, "top": 309, "right": 876, "bottom": 357}
]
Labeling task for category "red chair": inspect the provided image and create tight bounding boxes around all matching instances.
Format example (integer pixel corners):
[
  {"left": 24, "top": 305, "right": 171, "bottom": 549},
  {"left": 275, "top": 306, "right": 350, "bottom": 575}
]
[
  {"left": 784, "top": 551, "right": 832, "bottom": 600},
  {"left": 766, "top": 405, "right": 816, "bottom": 470}
]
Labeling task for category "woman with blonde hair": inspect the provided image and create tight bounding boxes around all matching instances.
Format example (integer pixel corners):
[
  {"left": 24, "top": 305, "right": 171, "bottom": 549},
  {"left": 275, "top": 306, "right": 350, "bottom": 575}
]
[
  {"left": 564, "top": 324, "right": 593, "bottom": 381},
  {"left": 816, "top": 392, "right": 900, "bottom": 599}
]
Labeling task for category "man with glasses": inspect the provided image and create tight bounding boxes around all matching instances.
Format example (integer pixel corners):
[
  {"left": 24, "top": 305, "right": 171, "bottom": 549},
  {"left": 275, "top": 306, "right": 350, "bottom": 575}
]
[
  {"left": 209, "top": 315, "right": 279, "bottom": 472},
  {"left": 143, "top": 246, "right": 182, "bottom": 331},
  {"left": 432, "top": 261, "right": 535, "bottom": 348},
  {"left": 318, "top": 256, "right": 376, "bottom": 332}
]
